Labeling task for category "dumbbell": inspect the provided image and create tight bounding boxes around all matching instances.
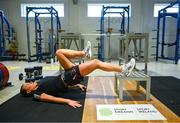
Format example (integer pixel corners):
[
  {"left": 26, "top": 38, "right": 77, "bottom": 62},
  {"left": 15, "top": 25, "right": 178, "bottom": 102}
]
[
  {"left": 34, "top": 66, "right": 42, "bottom": 76},
  {"left": 19, "top": 66, "right": 43, "bottom": 82},
  {"left": 19, "top": 67, "right": 35, "bottom": 82},
  {"left": 34, "top": 66, "right": 43, "bottom": 80},
  {"left": 19, "top": 73, "right": 35, "bottom": 82}
]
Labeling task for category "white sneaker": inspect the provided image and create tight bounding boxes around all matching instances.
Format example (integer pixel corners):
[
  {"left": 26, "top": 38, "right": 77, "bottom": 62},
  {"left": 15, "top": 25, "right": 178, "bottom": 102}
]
[
  {"left": 121, "top": 58, "right": 136, "bottom": 76},
  {"left": 83, "top": 41, "right": 92, "bottom": 58}
]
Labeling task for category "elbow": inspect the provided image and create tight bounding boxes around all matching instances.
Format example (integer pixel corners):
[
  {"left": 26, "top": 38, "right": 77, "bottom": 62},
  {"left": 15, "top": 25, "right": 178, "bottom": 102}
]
[{"left": 39, "top": 93, "right": 48, "bottom": 101}]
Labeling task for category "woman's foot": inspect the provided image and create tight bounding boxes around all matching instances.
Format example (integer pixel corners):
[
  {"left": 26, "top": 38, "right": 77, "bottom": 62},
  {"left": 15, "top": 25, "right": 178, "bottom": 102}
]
[
  {"left": 83, "top": 41, "right": 92, "bottom": 58},
  {"left": 121, "top": 58, "right": 136, "bottom": 76}
]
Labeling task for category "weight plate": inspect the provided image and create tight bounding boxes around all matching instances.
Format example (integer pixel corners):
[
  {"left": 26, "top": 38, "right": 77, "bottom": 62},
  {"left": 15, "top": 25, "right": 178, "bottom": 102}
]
[
  {"left": 0, "top": 70, "right": 3, "bottom": 86},
  {"left": 0, "top": 63, "right": 9, "bottom": 86}
]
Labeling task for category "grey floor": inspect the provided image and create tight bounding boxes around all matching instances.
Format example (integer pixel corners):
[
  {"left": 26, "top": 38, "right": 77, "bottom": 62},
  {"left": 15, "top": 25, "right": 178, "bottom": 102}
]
[{"left": 0, "top": 59, "right": 180, "bottom": 105}]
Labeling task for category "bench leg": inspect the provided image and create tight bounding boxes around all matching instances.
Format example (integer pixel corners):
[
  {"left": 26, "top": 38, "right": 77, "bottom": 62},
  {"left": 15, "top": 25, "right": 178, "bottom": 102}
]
[
  {"left": 136, "top": 81, "right": 140, "bottom": 92},
  {"left": 119, "top": 80, "right": 124, "bottom": 101},
  {"left": 146, "top": 78, "right": 151, "bottom": 101},
  {"left": 114, "top": 77, "right": 118, "bottom": 95}
]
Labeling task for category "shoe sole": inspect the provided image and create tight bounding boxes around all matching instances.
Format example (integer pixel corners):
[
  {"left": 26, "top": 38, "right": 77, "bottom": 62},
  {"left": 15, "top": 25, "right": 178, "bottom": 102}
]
[
  {"left": 88, "top": 41, "right": 92, "bottom": 58},
  {"left": 126, "top": 60, "right": 135, "bottom": 76}
]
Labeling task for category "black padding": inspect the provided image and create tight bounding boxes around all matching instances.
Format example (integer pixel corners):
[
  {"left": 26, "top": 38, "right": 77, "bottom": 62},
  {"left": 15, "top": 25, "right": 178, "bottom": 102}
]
[
  {"left": 34, "top": 70, "right": 39, "bottom": 76},
  {"left": 141, "top": 76, "right": 180, "bottom": 117},
  {"left": 34, "top": 75, "right": 43, "bottom": 80},
  {"left": 0, "top": 77, "right": 88, "bottom": 122},
  {"left": 25, "top": 78, "right": 35, "bottom": 82},
  {"left": 34, "top": 66, "right": 42, "bottom": 70},
  {"left": 19, "top": 73, "right": 23, "bottom": 80},
  {"left": 24, "top": 68, "right": 34, "bottom": 73}
]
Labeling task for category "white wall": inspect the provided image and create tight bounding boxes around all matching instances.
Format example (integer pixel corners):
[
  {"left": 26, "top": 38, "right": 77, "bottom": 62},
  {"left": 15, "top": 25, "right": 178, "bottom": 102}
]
[{"left": 0, "top": 0, "right": 177, "bottom": 60}]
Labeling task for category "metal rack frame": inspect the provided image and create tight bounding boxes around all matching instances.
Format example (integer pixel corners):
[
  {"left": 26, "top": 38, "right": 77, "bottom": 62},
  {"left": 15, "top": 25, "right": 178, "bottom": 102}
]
[
  {"left": 99, "top": 6, "right": 129, "bottom": 61},
  {"left": 0, "top": 10, "right": 12, "bottom": 58},
  {"left": 156, "top": 0, "right": 180, "bottom": 64},
  {"left": 26, "top": 6, "right": 61, "bottom": 62}
]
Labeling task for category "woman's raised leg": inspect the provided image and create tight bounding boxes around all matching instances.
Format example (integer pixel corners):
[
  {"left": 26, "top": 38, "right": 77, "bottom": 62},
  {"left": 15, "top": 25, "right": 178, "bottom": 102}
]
[
  {"left": 56, "top": 49, "right": 85, "bottom": 70},
  {"left": 79, "top": 58, "right": 136, "bottom": 77},
  {"left": 78, "top": 59, "right": 123, "bottom": 76}
]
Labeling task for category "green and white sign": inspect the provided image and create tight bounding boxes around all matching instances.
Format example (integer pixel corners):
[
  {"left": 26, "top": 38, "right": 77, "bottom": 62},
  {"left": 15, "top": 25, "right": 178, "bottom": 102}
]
[{"left": 96, "top": 104, "right": 166, "bottom": 120}]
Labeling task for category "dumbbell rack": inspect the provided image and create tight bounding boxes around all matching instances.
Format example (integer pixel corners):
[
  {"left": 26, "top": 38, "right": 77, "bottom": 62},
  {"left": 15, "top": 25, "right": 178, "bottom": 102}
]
[{"left": 19, "top": 66, "right": 43, "bottom": 82}]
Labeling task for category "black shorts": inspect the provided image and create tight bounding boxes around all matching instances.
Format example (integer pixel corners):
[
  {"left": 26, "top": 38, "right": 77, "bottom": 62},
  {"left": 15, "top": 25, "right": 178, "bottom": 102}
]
[{"left": 61, "top": 65, "right": 84, "bottom": 86}]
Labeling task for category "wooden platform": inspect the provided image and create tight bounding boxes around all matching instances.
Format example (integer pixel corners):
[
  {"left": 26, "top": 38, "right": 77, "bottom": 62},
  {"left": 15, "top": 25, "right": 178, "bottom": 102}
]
[{"left": 82, "top": 76, "right": 180, "bottom": 123}]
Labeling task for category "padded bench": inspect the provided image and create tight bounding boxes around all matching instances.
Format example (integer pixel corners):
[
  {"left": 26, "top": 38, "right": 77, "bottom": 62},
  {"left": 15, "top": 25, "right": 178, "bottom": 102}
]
[{"left": 115, "top": 71, "right": 151, "bottom": 101}]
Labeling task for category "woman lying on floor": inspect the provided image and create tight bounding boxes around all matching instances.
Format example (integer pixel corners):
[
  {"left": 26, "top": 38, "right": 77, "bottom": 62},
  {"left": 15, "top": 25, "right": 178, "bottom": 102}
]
[{"left": 20, "top": 41, "right": 135, "bottom": 108}]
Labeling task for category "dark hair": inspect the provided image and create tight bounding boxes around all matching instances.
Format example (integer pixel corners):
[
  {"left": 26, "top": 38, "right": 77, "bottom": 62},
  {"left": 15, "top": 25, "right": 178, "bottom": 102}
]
[{"left": 20, "top": 85, "right": 33, "bottom": 97}]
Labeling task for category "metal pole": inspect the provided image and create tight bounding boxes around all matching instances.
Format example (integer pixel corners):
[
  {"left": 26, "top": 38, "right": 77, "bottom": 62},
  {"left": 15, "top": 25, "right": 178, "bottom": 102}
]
[
  {"left": 1, "top": 12, "right": 5, "bottom": 56},
  {"left": 26, "top": 7, "right": 31, "bottom": 62},
  {"left": 37, "top": 16, "right": 42, "bottom": 62},
  {"left": 156, "top": 11, "right": 161, "bottom": 61},
  {"left": 0, "top": 12, "right": 3, "bottom": 56},
  {"left": 100, "top": 6, "right": 105, "bottom": 61},
  {"left": 50, "top": 8, "right": 54, "bottom": 60},
  {"left": 161, "top": 11, "right": 166, "bottom": 58},
  {"left": 175, "top": 1, "right": 180, "bottom": 64},
  {"left": 127, "top": 6, "right": 130, "bottom": 33},
  {"left": 35, "top": 14, "right": 39, "bottom": 61},
  {"left": 3, "top": 16, "right": 11, "bottom": 40},
  {"left": 56, "top": 12, "right": 61, "bottom": 50}
]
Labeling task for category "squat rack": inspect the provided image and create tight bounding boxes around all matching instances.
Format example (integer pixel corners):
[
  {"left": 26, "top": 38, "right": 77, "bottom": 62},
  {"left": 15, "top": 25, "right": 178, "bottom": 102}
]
[
  {"left": 156, "top": 0, "right": 180, "bottom": 64},
  {"left": 99, "top": 6, "right": 129, "bottom": 61},
  {"left": 0, "top": 10, "right": 12, "bottom": 58},
  {"left": 26, "top": 6, "right": 61, "bottom": 62}
]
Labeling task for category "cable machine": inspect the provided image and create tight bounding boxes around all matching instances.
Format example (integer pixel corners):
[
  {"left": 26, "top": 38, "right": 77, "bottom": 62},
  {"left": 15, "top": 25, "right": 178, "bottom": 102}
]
[
  {"left": 26, "top": 6, "right": 61, "bottom": 62},
  {"left": 0, "top": 10, "right": 12, "bottom": 60},
  {"left": 99, "top": 6, "right": 129, "bottom": 61},
  {"left": 156, "top": 0, "right": 180, "bottom": 64}
]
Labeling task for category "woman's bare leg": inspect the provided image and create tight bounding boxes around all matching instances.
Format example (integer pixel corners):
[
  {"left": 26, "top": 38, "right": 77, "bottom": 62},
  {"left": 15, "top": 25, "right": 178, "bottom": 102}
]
[
  {"left": 79, "top": 59, "right": 123, "bottom": 76},
  {"left": 56, "top": 49, "right": 85, "bottom": 59},
  {"left": 56, "top": 49, "right": 85, "bottom": 70}
]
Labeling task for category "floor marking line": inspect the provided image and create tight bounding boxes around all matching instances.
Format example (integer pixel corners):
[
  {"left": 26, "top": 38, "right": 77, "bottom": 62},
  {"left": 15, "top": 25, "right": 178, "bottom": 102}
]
[{"left": 100, "top": 80, "right": 108, "bottom": 104}]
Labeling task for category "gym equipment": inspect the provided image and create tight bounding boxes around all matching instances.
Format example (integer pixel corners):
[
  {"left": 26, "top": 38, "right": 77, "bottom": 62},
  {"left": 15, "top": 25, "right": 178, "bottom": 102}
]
[
  {"left": 19, "top": 68, "right": 35, "bottom": 82},
  {"left": 115, "top": 71, "right": 151, "bottom": 101},
  {"left": 156, "top": 0, "right": 180, "bottom": 64},
  {"left": 34, "top": 66, "right": 43, "bottom": 80},
  {"left": 99, "top": 6, "right": 130, "bottom": 61},
  {"left": 119, "top": 33, "right": 149, "bottom": 74},
  {"left": 26, "top": 7, "right": 62, "bottom": 62},
  {"left": 0, "top": 10, "right": 24, "bottom": 61},
  {"left": 19, "top": 66, "right": 43, "bottom": 82},
  {"left": 0, "top": 63, "right": 11, "bottom": 87},
  {"left": 60, "top": 33, "right": 84, "bottom": 51},
  {"left": 0, "top": 10, "right": 12, "bottom": 60}
]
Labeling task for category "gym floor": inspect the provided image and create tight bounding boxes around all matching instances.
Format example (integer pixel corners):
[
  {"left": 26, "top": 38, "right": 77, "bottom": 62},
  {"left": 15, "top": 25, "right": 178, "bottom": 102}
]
[{"left": 1, "top": 60, "right": 180, "bottom": 122}]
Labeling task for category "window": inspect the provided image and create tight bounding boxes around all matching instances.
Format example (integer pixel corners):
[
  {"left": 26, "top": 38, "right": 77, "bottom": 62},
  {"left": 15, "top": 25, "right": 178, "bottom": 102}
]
[
  {"left": 21, "top": 3, "right": 64, "bottom": 17},
  {"left": 87, "top": 3, "right": 131, "bottom": 17},
  {"left": 154, "top": 3, "right": 178, "bottom": 17}
]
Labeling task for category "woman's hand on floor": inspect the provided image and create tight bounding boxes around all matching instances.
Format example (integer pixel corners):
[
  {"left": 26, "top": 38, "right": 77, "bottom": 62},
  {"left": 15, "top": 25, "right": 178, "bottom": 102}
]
[
  {"left": 67, "top": 99, "right": 82, "bottom": 108},
  {"left": 75, "top": 84, "right": 87, "bottom": 91}
]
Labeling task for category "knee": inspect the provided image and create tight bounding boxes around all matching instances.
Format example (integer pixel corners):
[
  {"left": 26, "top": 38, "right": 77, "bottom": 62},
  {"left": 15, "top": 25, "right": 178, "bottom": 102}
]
[
  {"left": 56, "top": 49, "right": 63, "bottom": 56},
  {"left": 92, "top": 59, "right": 101, "bottom": 67}
]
